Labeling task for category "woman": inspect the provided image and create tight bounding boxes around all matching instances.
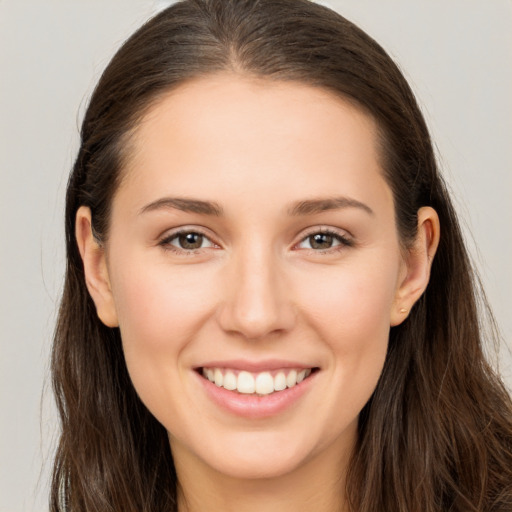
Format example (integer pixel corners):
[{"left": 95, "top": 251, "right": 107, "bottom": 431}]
[{"left": 51, "top": 0, "right": 512, "bottom": 510}]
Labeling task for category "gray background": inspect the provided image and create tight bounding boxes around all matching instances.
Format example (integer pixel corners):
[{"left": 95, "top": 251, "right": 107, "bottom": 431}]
[{"left": 1, "top": 1, "right": 510, "bottom": 510}]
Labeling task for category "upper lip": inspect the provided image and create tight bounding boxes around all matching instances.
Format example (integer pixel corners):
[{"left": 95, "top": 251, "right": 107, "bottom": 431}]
[{"left": 196, "top": 359, "right": 318, "bottom": 372}]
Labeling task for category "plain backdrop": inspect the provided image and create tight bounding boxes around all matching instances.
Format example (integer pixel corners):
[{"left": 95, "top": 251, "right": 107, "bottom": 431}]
[{"left": 1, "top": 1, "right": 511, "bottom": 510}]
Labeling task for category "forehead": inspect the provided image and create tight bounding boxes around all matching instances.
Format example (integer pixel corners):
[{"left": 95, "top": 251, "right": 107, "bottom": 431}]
[{"left": 116, "top": 73, "right": 390, "bottom": 217}]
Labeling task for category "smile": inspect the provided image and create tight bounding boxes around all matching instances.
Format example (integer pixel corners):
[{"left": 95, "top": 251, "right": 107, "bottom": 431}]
[
  {"left": 195, "top": 364, "right": 320, "bottom": 418},
  {"left": 200, "top": 367, "right": 316, "bottom": 395}
]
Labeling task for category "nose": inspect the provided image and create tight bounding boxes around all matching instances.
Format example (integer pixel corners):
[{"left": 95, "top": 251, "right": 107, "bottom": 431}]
[{"left": 216, "top": 242, "right": 296, "bottom": 340}]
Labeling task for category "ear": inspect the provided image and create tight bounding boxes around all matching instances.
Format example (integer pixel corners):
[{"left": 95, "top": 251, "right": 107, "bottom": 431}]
[
  {"left": 75, "top": 206, "right": 119, "bottom": 327},
  {"left": 390, "top": 206, "right": 440, "bottom": 326}
]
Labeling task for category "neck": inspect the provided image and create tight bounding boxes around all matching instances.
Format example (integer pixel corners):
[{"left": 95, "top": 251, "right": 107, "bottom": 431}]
[{"left": 173, "top": 440, "right": 352, "bottom": 512}]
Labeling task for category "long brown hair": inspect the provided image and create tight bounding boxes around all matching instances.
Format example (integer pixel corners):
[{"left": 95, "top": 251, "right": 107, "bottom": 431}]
[{"left": 51, "top": 1, "right": 512, "bottom": 510}]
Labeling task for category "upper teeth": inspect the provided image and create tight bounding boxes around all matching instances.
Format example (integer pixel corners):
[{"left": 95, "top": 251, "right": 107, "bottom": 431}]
[{"left": 202, "top": 367, "right": 312, "bottom": 395}]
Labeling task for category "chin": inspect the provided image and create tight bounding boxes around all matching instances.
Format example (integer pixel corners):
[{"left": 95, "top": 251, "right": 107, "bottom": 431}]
[
  {"left": 185, "top": 428, "right": 324, "bottom": 481},
  {"left": 207, "top": 449, "right": 307, "bottom": 480}
]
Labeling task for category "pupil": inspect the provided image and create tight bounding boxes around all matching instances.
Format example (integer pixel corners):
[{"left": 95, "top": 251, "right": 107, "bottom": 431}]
[
  {"left": 311, "top": 233, "right": 333, "bottom": 249},
  {"left": 179, "top": 232, "right": 203, "bottom": 249}
]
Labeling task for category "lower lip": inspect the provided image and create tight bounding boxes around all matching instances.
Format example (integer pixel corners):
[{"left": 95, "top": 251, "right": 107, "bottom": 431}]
[{"left": 195, "top": 370, "right": 318, "bottom": 419}]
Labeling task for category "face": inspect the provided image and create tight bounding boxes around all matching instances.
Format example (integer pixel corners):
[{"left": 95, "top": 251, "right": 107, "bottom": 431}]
[{"left": 83, "top": 74, "right": 419, "bottom": 481}]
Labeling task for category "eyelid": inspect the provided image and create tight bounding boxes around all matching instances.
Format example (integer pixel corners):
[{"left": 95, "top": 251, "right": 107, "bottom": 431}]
[
  {"left": 158, "top": 225, "right": 354, "bottom": 255},
  {"left": 298, "top": 225, "right": 352, "bottom": 240},
  {"left": 158, "top": 226, "right": 219, "bottom": 254},
  {"left": 293, "top": 226, "right": 354, "bottom": 252}
]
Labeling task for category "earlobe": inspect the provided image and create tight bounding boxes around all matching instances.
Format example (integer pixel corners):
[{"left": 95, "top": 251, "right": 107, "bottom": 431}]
[
  {"left": 390, "top": 206, "right": 440, "bottom": 326},
  {"left": 75, "top": 206, "right": 119, "bottom": 327}
]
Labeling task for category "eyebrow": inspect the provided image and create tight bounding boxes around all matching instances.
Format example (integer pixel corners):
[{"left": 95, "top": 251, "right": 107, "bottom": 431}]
[
  {"left": 139, "top": 196, "right": 374, "bottom": 217},
  {"left": 139, "top": 197, "right": 224, "bottom": 216},
  {"left": 287, "top": 197, "right": 374, "bottom": 216}
]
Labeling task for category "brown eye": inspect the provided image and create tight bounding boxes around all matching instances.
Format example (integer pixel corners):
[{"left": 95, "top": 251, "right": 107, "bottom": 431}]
[
  {"left": 309, "top": 233, "right": 335, "bottom": 250},
  {"left": 160, "top": 230, "right": 216, "bottom": 253},
  {"left": 177, "top": 232, "right": 204, "bottom": 250},
  {"left": 297, "top": 229, "right": 353, "bottom": 253}
]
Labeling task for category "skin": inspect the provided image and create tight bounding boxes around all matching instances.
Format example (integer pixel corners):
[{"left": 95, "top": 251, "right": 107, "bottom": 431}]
[{"left": 76, "top": 74, "right": 439, "bottom": 512}]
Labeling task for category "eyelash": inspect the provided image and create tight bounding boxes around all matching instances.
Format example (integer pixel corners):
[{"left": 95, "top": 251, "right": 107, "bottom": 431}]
[{"left": 158, "top": 227, "right": 354, "bottom": 256}]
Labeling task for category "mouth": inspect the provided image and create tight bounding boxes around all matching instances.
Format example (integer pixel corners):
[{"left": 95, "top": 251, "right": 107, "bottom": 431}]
[{"left": 197, "top": 366, "right": 319, "bottom": 396}]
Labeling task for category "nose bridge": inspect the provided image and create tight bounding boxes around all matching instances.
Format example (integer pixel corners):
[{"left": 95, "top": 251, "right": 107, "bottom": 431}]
[{"left": 217, "top": 238, "right": 295, "bottom": 340}]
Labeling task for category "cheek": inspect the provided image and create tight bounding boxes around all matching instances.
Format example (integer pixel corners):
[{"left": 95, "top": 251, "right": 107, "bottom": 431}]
[
  {"left": 108, "top": 259, "right": 220, "bottom": 428},
  {"left": 295, "top": 256, "right": 398, "bottom": 407},
  {"left": 298, "top": 254, "right": 399, "bottom": 341},
  {"left": 111, "top": 260, "right": 216, "bottom": 353}
]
